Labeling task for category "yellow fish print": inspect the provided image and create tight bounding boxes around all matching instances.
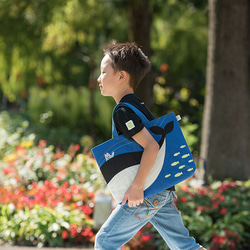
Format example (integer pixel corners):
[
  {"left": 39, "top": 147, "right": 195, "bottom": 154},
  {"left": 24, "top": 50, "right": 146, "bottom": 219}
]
[
  {"left": 175, "top": 172, "right": 183, "bottom": 177},
  {"left": 187, "top": 168, "right": 194, "bottom": 171},
  {"left": 182, "top": 154, "right": 190, "bottom": 158},
  {"left": 188, "top": 159, "right": 194, "bottom": 163},
  {"left": 171, "top": 161, "right": 179, "bottom": 166},
  {"left": 179, "top": 165, "right": 185, "bottom": 169},
  {"left": 165, "top": 174, "right": 171, "bottom": 178},
  {"left": 174, "top": 152, "right": 180, "bottom": 156},
  {"left": 180, "top": 145, "right": 186, "bottom": 148}
]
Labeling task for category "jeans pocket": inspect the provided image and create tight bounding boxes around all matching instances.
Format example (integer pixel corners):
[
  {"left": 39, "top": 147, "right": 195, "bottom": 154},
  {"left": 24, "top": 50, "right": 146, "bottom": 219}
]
[{"left": 135, "top": 191, "right": 170, "bottom": 221}]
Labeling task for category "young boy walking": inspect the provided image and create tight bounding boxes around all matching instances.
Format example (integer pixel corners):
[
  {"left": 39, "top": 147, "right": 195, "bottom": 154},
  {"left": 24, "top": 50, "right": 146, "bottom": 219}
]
[{"left": 95, "top": 41, "right": 206, "bottom": 250}]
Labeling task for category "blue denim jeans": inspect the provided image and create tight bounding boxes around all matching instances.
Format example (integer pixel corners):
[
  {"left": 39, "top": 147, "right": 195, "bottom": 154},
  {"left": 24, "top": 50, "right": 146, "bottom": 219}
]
[{"left": 95, "top": 190, "right": 202, "bottom": 250}]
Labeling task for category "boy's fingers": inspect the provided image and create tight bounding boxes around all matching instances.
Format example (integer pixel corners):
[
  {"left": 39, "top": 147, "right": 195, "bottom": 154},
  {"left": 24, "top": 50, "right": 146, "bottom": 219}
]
[{"left": 122, "top": 194, "right": 128, "bottom": 205}]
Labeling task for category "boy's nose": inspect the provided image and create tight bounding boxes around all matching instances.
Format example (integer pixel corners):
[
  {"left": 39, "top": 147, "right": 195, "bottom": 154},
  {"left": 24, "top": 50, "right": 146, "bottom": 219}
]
[{"left": 97, "top": 76, "right": 101, "bottom": 82}]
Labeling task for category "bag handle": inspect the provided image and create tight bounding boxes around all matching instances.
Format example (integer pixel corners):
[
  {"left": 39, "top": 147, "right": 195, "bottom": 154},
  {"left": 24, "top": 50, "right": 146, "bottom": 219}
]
[{"left": 112, "top": 102, "right": 149, "bottom": 138}]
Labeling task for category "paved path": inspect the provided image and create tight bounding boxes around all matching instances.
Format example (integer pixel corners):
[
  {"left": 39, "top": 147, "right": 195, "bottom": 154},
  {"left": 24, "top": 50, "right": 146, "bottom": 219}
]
[{"left": 0, "top": 246, "right": 93, "bottom": 250}]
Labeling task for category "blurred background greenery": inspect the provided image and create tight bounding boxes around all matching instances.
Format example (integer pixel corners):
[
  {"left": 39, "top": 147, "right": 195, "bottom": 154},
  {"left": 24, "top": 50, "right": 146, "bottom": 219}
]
[{"left": 0, "top": 0, "right": 208, "bottom": 154}]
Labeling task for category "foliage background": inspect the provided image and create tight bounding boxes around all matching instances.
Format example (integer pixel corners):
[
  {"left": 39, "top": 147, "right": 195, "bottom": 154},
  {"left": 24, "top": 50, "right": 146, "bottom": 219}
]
[{"left": 0, "top": 0, "right": 208, "bottom": 154}]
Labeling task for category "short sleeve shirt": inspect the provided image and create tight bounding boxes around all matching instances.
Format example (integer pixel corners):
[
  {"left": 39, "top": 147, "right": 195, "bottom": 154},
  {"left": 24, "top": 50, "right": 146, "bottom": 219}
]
[{"left": 113, "top": 94, "right": 155, "bottom": 139}]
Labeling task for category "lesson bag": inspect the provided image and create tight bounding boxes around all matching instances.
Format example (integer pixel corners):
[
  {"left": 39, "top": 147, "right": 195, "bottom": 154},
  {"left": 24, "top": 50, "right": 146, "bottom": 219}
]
[{"left": 91, "top": 102, "right": 196, "bottom": 204}]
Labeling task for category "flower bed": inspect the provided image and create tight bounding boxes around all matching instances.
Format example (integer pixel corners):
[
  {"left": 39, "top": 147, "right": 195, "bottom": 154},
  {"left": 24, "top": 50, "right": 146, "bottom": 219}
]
[
  {"left": 0, "top": 140, "right": 100, "bottom": 247},
  {"left": 1, "top": 140, "right": 104, "bottom": 190}
]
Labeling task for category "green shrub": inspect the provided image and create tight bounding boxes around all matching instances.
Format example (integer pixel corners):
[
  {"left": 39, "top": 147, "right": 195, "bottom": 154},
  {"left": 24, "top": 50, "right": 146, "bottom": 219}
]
[
  {"left": 0, "top": 111, "right": 34, "bottom": 159},
  {"left": 28, "top": 85, "right": 113, "bottom": 142},
  {"left": 0, "top": 202, "right": 94, "bottom": 247},
  {"left": 145, "top": 181, "right": 250, "bottom": 250},
  {"left": 28, "top": 85, "right": 90, "bottom": 129}
]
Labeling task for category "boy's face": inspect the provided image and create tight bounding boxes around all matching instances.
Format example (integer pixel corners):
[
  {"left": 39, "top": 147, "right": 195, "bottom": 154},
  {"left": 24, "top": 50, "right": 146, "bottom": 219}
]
[{"left": 97, "top": 54, "right": 120, "bottom": 97}]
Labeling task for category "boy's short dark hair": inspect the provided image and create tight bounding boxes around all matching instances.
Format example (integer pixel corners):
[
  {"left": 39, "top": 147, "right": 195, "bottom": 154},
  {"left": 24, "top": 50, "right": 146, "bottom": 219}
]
[{"left": 103, "top": 41, "right": 151, "bottom": 90}]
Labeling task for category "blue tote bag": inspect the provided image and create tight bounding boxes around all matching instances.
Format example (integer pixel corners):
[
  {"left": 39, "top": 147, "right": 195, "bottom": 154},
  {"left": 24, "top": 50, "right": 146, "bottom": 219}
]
[{"left": 91, "top": 102, "right": 196, "bottom": 204}]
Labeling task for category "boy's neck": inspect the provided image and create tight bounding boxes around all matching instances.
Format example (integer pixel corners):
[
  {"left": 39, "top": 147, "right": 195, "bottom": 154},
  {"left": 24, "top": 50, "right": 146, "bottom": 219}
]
[{"left": 114, "top": 89, "right": 134, "bottom": 104}]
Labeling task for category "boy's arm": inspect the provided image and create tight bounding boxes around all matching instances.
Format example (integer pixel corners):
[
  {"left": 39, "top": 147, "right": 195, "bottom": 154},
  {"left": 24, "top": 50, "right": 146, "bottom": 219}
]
[{"left": 122, "top": 127, "right": 159, "bottom": 207}]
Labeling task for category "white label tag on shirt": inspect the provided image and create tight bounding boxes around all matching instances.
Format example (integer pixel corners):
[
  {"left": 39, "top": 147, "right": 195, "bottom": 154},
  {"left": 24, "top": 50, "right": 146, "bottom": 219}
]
[{"left": 125, "top": 120, "right": 135, "bottom": 130}]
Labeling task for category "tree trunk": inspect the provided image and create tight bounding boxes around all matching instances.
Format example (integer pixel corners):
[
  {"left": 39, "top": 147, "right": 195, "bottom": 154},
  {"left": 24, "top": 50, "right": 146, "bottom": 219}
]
[
  {"left": 128, "top": 0, "right": 153, "bottom": 108},
  {"left": 199, "top": 0, "right": 250, "bottom": 183}
]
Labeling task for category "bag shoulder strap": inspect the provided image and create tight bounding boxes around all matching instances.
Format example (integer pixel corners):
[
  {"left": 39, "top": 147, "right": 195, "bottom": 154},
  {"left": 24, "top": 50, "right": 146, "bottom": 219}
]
[{"left": 112, "top": 102, "right": 149, "bottom": 138}]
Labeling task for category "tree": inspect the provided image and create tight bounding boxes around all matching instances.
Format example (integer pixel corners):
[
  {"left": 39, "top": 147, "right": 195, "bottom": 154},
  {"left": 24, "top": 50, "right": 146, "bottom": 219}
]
[
  {"left": 128, "top": 0, "right": 153, "bottom": 107},
  {"left": 199, "top": 0, "right": 250, "bottom": 182},
  {"left": 0, "top": 0, "right": 128, "bottom": 103}
]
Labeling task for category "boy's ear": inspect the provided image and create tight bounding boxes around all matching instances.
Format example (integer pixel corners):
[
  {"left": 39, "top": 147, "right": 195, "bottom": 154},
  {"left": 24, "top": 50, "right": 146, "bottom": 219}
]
[{"left": 119, "top": 71, "right": 128, "bottom": 82}]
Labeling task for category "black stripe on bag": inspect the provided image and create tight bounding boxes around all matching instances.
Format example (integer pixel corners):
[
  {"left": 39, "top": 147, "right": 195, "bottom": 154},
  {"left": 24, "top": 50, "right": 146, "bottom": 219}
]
[{"left": 100, "top": 151, "right": 143, "bottom": 184}]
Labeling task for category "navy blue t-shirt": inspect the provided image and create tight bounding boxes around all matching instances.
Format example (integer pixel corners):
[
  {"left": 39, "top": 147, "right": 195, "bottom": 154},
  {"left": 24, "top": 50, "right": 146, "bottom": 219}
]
[{"left": 113, "top": 94, "right": 154, "bottom": 139}]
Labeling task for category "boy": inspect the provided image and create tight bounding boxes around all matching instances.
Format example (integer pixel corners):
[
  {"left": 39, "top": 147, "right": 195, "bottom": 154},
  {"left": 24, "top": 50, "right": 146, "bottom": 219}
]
[{"left": 95, "top": 41, "right": 206, "bottom": 250}]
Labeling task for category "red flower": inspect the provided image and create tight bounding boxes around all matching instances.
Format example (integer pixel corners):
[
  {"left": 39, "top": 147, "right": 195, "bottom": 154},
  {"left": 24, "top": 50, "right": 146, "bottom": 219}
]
[
  {"left": 180, "top": 197, "right": 187, "bottom": 203},
  {"left": 180, "top": 184, "right": 190, "bottom": 191},
  {"left": 70, "top": 184, "right": 81, "bottom": 194},
  {"left": 219, "top": 195, "right": 225, "bottom": 201},
  {"left": 38, "top": 140, "right": 47, "bottom": 148},
  {"left": 2, "top": 168, "right": 13, "bottom": 175},
  {"left": 64, "top": 192, "right": 72, "bottom": 201},
  {"left": 160, "top": 63, "right": 169, "bottom": 73},
  {"left": 69, "top": 144, "right": 75, "bottom": 151},
  {"left": 81, "top": 227, "right": 94, "bottom": 240},
  {"left": 70, "top": 224, "right": 77, "bottom": 229},
  {"left": 70, "top": 228, "right": 77, "bottom": 237},
  {"left": 210, "top": 197, "right": 216, "bottom": 202},
  {"left": 80, "top": 205, "right": 93, "bottom": 216},
  {"left": 220, "top": 208, "right": 227, "bottom": 215},
  {"left": 141, "top": 234, "right": 153, "bottom": 242},
  {"left": 219, "top": 236, "right": 226, "bottom": 244},
  {"left": 229, "top": 182, "right": 237, "bottom": 188},
  {"left": 55, "top": 151, "right": 64, "bottom": 159},
  {"left": 62, "top": 230, "right": 68, "bottom": 239},
  {"left": 63, "top": 181, "right": 69, "bottom": 188},
  {"left": 16, "top": 146, "right": 25, "bottom": 151},
  {"left": 70, "top": 224, "right": 78, "bottom": 237},
  {"left": 198, "top": 188, "right": 207, "bottom": 196},
  {"left": 197, "top": 206, "right": 203, "bottom": 211},
  {"left": 212, "top": 202, "right": 219, "bottom": 209},
  {"left": 145, "top": 223, "right": 152, "bottom": 229},
  {"left": 231, "top": 241, "right": 236, "bottom": 249}
]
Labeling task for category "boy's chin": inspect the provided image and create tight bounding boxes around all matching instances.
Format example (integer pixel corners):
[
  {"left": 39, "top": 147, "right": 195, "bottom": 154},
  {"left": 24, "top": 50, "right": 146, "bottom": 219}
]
[{"left": 101, "top": 91, "right": 111, "bottom": 97}]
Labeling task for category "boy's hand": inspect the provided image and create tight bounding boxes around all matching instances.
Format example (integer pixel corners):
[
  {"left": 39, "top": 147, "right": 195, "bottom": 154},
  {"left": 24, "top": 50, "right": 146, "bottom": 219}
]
[
  {"left": 122, "top": 185, "right": 144, "bottom": 207},
  {"left": 121, "top": 127, "right": 159, "bottom": 207}
]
